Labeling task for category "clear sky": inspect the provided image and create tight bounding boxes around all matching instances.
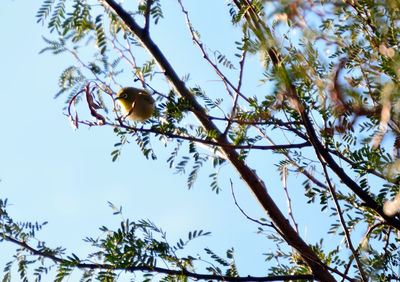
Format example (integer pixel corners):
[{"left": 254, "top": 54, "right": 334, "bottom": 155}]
[{"left": 0, "top": 1, "right": 338, "bottom": 281}]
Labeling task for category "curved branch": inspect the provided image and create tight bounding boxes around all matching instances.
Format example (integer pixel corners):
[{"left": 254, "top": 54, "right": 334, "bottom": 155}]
[{"left": 230, "top": 179, "right": 274, "bottom": 228}]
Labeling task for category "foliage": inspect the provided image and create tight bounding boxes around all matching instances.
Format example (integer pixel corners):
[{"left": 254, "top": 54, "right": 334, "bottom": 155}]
[
  {"left": 3, "top": 0, "right": 400, "bottom": 281},
  {"left": 1, "top": 200, "right": 240, "bottom": 281}
]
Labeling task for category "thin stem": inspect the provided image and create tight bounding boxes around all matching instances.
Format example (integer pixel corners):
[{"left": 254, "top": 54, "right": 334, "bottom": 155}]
[
  {"left": 178, "top": 0, "right": 250, "bottom": 104},
  {"left": 223, "top": 47, "right": 247, "bottom": 136},
  {"left": 319, "top": 161, "right": 367, "bottom": 281},
  {"left": 282, "top": 165, "right": 298, "bottom": 233},
  {"left": 230, "top": 180, "right": 274, "bottom": 228},
  {"left": 256, "top": 127, "right": 328, "bottom": 190}
]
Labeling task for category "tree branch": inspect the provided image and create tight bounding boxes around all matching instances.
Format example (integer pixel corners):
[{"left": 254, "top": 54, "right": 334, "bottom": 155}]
[
  {"left": 3, "top": 234, "right": 314, "bottom": 282},
  {"left": 115, "top": 121, "right": 311, "bottom": 150},
  {"left": 255, "top": 127, "right": 328, "bottom": 190},
  {"left": 301, "top": 95, "right": 400, "bottom": 229},
  {"left": 70, "top": 116, "right": 311, "bottom": 151},
  {"left": 223, "top": 44, "right": 247, "bottom": 136},
  {"left": 144, "top": 0, "right": 153, "bottom": 33}
]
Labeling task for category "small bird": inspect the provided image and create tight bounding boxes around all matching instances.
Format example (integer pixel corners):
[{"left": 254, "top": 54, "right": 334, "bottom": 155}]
[{"left": 116, "top": 87, "right": 155, "bottom": 122}]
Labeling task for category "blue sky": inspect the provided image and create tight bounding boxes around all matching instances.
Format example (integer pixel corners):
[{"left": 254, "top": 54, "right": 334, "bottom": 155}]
[{"left": 0, "top": 1, "right": 340, "bottom": 281}]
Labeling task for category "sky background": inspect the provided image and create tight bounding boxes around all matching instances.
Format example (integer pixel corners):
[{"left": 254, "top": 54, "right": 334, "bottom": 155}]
[{"left": 0, "top": 1, "right": 340, "bottom": 281}]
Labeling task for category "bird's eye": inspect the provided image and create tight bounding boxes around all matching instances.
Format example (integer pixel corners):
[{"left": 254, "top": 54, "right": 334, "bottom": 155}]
[{"left": 123, "top": 93, "right": 128, "bottom": 99}]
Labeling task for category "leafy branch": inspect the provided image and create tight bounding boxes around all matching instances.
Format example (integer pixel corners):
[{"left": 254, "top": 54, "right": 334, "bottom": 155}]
[{"left": 0, "top": 199, "right": 314, "bottom": 282}]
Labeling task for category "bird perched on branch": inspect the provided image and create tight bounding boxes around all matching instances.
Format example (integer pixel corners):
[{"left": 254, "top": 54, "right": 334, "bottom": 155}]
[{"left": 116, "top": 87, "right": 155, "bottom": 122}]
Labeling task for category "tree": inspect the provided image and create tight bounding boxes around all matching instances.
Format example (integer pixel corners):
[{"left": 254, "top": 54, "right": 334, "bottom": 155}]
[{"left": 2, "top": 0, "right": 400, "bottom": 281}]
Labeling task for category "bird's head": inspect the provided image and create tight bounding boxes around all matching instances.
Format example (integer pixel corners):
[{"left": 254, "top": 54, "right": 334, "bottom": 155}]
[{"left": 116, "top": 87, "right": 142, "bottom": 105}]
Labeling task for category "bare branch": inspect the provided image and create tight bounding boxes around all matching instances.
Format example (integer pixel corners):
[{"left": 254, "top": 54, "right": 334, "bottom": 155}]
[
  {"left": 223, "top": 84, "right": 239, "bottom": 136},
  {"left": 237, "top": 47, "right": 246, "bottom": 92},
  {"left": 109, "top": 37, "right": 145, "bottom": 87},
  {"left": 230, "top": 180, "right": 273, "bottom": 228}
]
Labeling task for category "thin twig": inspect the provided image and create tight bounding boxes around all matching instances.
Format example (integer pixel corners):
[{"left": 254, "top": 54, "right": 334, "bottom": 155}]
[
  {"left": 222, "top": 47, "right": 247, "bottom": 136},
  {"left": 223, "top": 84, "right": 239, "bottom": 136},
  {"left": 150, "top": 125, "right": 307, "bottom": 151},
  {"left": 281, "top": 165, "right": 298, "bottom": 233},
  {"left": 66, "top": 86, "right": 311, "bottom": 152},
  {"left": 256, "top": 127, "right": 328, "bottom": 190},
  {"left": 237, "top": 47, "right": 246, "bottom": 92},
  {"left": 340, "top": 223, "right": 385, "bottom": 282},
  {"left": 319, "top": 160, "right": 367, "bottom": 281},
  {"left": 230, "top": 179, "right": 273, "bottom": 228},
  {"left": 209, "top": 115, "right": 302, "bottom": 127},
  {"left": 177, "top": 0, "right": 250, "bottom": 104},
  {"left": 110, "top": 37, "right": 144, "bottom": 86}
]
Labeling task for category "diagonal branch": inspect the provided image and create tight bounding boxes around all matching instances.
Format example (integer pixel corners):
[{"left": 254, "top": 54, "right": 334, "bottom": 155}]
[
  {"left": 300, "top": 98, "right": 400, "bottom": 229},
  {"left": 255, "top": 127, "right": 328, "bottom": 190}
]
